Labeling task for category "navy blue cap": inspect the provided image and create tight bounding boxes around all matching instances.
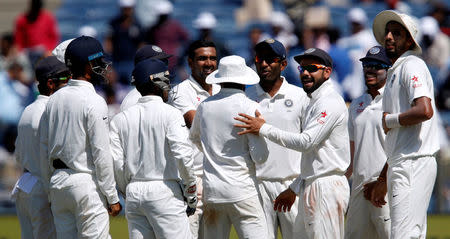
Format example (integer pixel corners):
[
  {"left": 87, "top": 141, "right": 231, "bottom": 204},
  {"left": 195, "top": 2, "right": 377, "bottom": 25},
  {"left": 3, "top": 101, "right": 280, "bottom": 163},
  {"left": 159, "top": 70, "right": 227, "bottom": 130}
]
[
  {"left": 132, "top": 59, "right": 168, "bottom": 85},
  {"left": 359, "top": 46, "right": 391, "bottom": 66},
  {"left": 35, "top": 56, "right": 69, "bottom": 81},
  {"left": 64, "top": 36, "right": 104, "bottom": 69},
  {"left": 255, "top": 39, "right": 286, "bottom": 59},
  {"left": 294, "top": 48, "right": 333, "bottom": 67},
  {"left": 134, "top": 45, "right": 172, "bottom": 65}
]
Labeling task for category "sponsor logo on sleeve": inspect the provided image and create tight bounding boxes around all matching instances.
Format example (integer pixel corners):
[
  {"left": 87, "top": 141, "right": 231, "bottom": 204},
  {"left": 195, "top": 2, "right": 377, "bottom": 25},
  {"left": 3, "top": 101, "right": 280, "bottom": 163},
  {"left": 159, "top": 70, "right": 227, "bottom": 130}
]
[
  {"left": 317, "top": 111, "right": 327, "bottom": 124},
  {"left": 411, "top": 75, "right": 422, "bottom": 88}
]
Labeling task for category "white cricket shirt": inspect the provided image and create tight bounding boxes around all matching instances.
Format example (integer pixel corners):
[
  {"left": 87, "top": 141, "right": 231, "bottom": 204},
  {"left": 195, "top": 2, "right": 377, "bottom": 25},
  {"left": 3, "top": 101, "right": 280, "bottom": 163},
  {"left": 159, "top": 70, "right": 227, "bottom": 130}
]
[
  {"left": 382, "top": 51, "right": 440, "bottom": 162},
  {"left": 190, "top": 88, "right": 269, "bottom": 203},
  {"left": 39, "top": 79, "right": 119, "bottom": 204},
  {"left": 110, "top": 95, "right": 196, "bottom": 194},
  {"left": 348, "top": 87, "right": 387, "bottom": 192},
  {"left": 259, "top": 80, "right": 350, "bottom": 192},
  {"left": 168, "top": 76, "right": 220, "bottom": 176},
  {"left": 246, "top": 78, "right": 308, "bottom": 180},
  {"left": 15, "top": 95, "right": 48, "bottom": 179},
  {"left": 120, "top": 87, "right": 141, "bottom": 112}
]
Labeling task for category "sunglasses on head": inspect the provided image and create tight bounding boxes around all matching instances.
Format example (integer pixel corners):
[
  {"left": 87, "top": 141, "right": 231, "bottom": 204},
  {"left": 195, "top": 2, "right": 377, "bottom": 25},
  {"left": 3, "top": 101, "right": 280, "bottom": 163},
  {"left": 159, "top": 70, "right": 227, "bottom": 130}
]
[
  {"left": 362, "top": 61, "right": 390, "bottom": 70},
  {"left": 297, "top": 64, "right": 326, "bottom": 73},
  {"left": 255, "top": 55, "right": 282, "bottom": 64}
]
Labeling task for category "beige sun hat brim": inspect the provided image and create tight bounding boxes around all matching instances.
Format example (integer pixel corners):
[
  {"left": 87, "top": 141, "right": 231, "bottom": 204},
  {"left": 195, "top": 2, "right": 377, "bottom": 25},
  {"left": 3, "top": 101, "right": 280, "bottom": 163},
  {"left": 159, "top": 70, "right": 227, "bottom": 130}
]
[
  {"left": 372, "top": 10, "right": 422, "bottom": 55},
  {"left": 206, "top": 67, "right": 260, "bottom": 85}
]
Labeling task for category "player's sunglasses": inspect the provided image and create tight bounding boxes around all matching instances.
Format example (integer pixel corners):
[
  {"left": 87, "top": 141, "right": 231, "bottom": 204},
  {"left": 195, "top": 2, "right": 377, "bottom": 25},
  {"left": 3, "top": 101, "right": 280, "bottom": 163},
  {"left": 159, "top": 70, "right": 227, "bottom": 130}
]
[
  {"left": 297, "top": 64, "right": 326, "bottom": 73},
  {"left": 255, "top": 55, "right": 282, "bottom": 64},
  {"left": 362, "top": 61, "right": 390, "bottom": 70}
]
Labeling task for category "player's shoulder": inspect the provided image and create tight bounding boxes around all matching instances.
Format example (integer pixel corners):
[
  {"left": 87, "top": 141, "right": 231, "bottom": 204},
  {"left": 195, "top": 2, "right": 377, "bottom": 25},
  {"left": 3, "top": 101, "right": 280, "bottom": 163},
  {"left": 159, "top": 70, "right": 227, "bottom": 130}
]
[
  {"left": 402, "top": 54, "right": 427, "bottom": 69},
  {"left": 349, "top": 94, "right": 367, "bottom": 110}
]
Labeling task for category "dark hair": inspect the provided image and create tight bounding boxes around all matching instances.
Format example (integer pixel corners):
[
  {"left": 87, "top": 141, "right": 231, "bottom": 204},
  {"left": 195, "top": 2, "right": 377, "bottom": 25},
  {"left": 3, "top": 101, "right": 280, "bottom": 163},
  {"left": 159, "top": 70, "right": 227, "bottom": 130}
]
[
  {"left": 187, "top": 40, "right": 216, "bottom": 59},
  {"left": 26, "top": 0, "right": 43, "bottom": 23}
]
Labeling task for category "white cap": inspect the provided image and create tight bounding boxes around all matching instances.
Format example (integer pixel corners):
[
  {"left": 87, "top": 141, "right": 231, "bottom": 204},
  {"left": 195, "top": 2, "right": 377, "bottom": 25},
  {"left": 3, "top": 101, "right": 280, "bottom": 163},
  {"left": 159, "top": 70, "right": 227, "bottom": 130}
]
[
  {"left": 119, "top": 0, "right": 135, "bottom": 7},
  {"left": 155, "top": 0, "right": 173, "bottom": 15},
  {"left": 206, "top": 55, "right": 259, "bottom": 85},
  {"left": 348, "top": 8, "right": 367, "bottom": 25},
  {"left": 52, "top": 38, "right": 75, "bottom": 63},
  {"left": 78, "top": 25, "right": 97, "bottom": 38},
  {"left": 193, "top": 12, "right": 217, "bottom": 29},
  {"left": 373, "top": 10, "right": 421, "bottom": 54},
  {"left": 270, "top": 11, "right": 294, "bottom": 32},
  {"left": 420, "top": 16, "right": 439, "bottom": 38}
]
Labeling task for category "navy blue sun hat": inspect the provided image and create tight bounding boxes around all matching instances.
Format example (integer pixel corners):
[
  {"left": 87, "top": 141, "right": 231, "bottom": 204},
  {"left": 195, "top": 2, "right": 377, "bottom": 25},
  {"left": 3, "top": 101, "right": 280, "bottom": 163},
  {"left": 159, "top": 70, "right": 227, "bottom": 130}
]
[
  {"left": 132, "top": 59, "right": 168, "bottom": 86},
  {"left": 255, "top": 38, "right": 287, "bottom": 59},
  {"left": 64, "top": 36, "right": 105, "bottom": 69},
  {"left": 359, "top": 46, "right": 391, "bottom": 66},
  {"left": 35, "top": 56, "right": 69, "bottom": 81}
]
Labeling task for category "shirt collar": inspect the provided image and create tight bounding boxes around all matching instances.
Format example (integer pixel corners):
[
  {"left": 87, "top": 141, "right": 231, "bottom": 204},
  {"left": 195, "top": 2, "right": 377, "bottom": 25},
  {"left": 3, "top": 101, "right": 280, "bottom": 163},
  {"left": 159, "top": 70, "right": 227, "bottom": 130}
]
[
  {"left": 308, "top": 79, "right": 333, "bottom": 100},
  {"left": 255, "top": 76, "right": 289, "bottom": 98},
  {"left": 187, "top": 75, "right": 220, "bottom": 95},
  {"left": 138, "top": 95, "right": 163, "bottom": 103},
  {"left": 219, "top": 87, "right": 245, "bottom": 95},
  {"left": 68, "top": 79, "right": 95, "bottom": 92},
  {"left": 37, "top": 95, "right": 49, "bottom": 100},
  {"left": 391, "top": 50, "right": 415, "bottom": 70}
]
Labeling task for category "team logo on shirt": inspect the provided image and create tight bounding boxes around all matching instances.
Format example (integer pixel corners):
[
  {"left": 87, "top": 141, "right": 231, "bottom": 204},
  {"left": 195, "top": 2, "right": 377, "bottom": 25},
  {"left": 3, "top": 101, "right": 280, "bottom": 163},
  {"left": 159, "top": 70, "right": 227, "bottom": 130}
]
[
  {"left": 411, "top": 75, "right": 422, "bottom": 88},
  {"left": 317, "top": 111, "right": 327, "bottom": 124},
  {"left": 284, "top": 99, "right": 293, "bottom": 107},
  {"left": 197, "top": 96, "right": 201, "bottom": 101}
]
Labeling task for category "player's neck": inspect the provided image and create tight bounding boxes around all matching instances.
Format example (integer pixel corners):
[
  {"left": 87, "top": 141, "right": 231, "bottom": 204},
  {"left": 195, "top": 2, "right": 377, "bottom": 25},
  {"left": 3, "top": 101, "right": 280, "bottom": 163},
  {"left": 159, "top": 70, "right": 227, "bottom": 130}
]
[{"left": 260, "top": 77, "right": 283, "bottom": 97}]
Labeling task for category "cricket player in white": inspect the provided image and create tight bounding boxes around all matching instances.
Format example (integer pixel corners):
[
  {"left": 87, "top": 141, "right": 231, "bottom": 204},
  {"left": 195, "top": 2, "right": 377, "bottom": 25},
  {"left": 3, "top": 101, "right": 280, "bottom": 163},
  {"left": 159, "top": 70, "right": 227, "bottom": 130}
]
[
  {"left": 120, "top": 45, "right": 172, "bottom": 111},
  {"left": 365, "top": 11, "right": 440, "bottom": 239},
  {"left": 236, "top": 48, "right": 350, "bottom": 239},
  {"left": 110, "top": 59, "right": 196, "bottom": 239},
  {"left": 190, "top": 55, "right": 269, "bottom": 239},
  {"left": 246, "top": 39, "right": 308, "bottom": 239},
  {"left": 39, "top": 36, "right": 121, "bottom": 239},
  {"left": 13, "top": 56, "right": 70, "bottom": 239},
  {"left": 168, "top": 40, "right": 219, "bottom": 239},
  {"left": 344, "top": 46, "right": 392, "bottom": 239}
]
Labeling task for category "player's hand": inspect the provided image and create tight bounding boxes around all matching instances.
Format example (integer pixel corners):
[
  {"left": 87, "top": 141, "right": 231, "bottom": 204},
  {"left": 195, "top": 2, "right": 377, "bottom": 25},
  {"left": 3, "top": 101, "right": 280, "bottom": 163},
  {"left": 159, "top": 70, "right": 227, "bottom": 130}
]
[
  {"left": 382, "top": 112, "right": 390, "bottom": 134},
  {"left": 183, "top": 184, "right": 198, "bottom": 209},
  {"left": 363, "top": 180, "right": 387, "bottom": 208},
  {"left": 108, "top": 202, "right": 122, "bottom": 217},
  {"left": 234, "top": 110, "right": 265, "bottom": 135},
  {"left": 186, "top": 206, "right": 196, "bottom": 216},
  {"left": 345, "top": 166, "right": 353, "bottom": 179},
  {"left": 274, "top": 188, "right": 297, "bottom": 212}
]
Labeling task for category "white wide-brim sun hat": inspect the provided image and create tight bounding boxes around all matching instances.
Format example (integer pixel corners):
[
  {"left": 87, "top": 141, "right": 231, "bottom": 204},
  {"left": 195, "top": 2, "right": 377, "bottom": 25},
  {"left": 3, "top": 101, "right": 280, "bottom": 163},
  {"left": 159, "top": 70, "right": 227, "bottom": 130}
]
[
  {"left": 372, "top": 10, "right": 422, "bottom": 54},
  {"left": 206, "top": 55, "right": 259, "bottom": 85}
]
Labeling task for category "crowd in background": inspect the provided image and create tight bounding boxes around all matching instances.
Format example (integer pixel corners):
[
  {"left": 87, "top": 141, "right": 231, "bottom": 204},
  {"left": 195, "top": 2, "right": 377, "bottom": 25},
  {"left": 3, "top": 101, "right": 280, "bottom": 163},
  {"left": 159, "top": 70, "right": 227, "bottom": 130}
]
[{"left": 0, "top": 0, "right": 449, "bottom": 213}]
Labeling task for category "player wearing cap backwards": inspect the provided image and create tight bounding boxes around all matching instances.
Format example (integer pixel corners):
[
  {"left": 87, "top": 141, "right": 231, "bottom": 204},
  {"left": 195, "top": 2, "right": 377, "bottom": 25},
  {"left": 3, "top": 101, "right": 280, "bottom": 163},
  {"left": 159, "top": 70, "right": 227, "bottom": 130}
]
[
  {"left": 39, "top": 36, "right": 121, "bottom": 239},
  {"left": 245, "top": 39, "right": 308, "bottom": 239},
  {"left": 235, "top": 48, "right": 350, "bottom": 238},
  {"left": 168, "top": 39, "right": 219, "bottom": 239},
  {"left": 190, "top": 55, "right": 269, "bottom": 239},
  {"left": 344, "top": 46, "right": 392, "bottom": 239},
  {"left": 364, "top": 10, "right": 440, "bottom": 239},
  {"left": 13, "top": 56, "right": 69, "bottom": 239},
  {"left": 120, "top": 44, "right": 172, "bottom": 111},
  {"left": 110, "top": 58, "right": 197, "bottom": 239}
]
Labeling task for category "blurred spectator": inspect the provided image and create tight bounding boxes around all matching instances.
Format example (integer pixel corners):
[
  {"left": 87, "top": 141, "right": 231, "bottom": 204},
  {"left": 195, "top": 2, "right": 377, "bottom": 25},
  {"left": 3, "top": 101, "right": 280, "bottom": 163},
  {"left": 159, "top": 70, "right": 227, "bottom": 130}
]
[
  {"left": 243, "top": 24, "right": 266, "bottom": 66},
  {"left": 302, "top": 6, "right": 331, "bottom": 50},
  {"left": 193, "top": 12, "right": 231, "bottom": 60},
  {"left": 13, "top": 0, "right": 59, "bottom": 67},
  {"left": 327, "top": 28, "right": 352, "bottom": 96},
  {"left": 105, "top": 0, "right": 144, "bottom": 85},
  {"left": 235, "top": 0, "right": 272, "bottom": 27},
  {"left": 145, "top": 0, "right": 189, "bottom": 72},
  {"left": 428, "top": 2, "right": 450, "bottom": 35},
  {"left": 78, "top": 25, "right": 98, "bottom": 38},
  {"left": 134, "top": 0, "right": 163, "bottom": 29},
  {"left": 0, "top": 33, "right": 32, "bottom": 82},
  {"left": 267, "top": 11, "right": 298, "bottom": 50},
  {"left": 337, "top": 7, "right": 377, "bottom": 101},
  {"left": 419, "top": 16, "right": 450, "bottom": 74}
]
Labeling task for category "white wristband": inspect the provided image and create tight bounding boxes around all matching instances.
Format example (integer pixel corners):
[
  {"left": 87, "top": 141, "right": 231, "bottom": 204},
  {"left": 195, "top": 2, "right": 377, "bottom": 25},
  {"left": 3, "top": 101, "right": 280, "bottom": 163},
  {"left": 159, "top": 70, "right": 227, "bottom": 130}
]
[{"left": 385, "top": 113, "right": 401, "bottom": 129}]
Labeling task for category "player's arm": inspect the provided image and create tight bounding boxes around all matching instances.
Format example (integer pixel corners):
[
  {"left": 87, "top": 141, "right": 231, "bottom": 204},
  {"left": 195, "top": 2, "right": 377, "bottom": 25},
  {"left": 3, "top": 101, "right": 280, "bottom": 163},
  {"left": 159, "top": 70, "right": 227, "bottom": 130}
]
[
  {"left": 183, "top": 110, "right": 196, "bottom": 128},
  {"left": 109, "top": 117, "right": 128, "bottom": 197},
  {"left": 38, "top": 111, "right": 51, "bottom": 194},
  {"left": 345, "top": 141, "right": 355, "bottom": 179},
  {"left": 86, "top": 102, "right": 121, "bottom": 215},
  {"left": 383, "top": 97, "right": 433, "bottom": 133}
]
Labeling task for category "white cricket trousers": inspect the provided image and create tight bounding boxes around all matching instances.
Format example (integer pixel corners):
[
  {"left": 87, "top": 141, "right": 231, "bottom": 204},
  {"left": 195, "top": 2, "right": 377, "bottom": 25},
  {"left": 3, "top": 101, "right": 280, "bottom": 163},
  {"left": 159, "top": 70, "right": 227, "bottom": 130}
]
[
  {"left": 388, "top": 156, "right": 436, "bottom": 239},
  {"left": 258, "top": 178, "right": 299, "bottom": 239},
  {"left": 203, "top": 194, "right": 268, "bottom": 239},
  {"left": 49, "top": 169, "right": 111, "bottom": 239},
  {"left": 295, "top": 175, "right": 350, "bottom": 239},
  {"left": 189, "top": 176, "right": 203, "bottom": 239},
  {"left": 345, "top": 189, "right": 390, "bottom": 239},
  {"left": 125, "top": 181, "right": 192, "bottom": 239},
  {"left": 15, "top": 179, "right": 56, "bottom": 239}
]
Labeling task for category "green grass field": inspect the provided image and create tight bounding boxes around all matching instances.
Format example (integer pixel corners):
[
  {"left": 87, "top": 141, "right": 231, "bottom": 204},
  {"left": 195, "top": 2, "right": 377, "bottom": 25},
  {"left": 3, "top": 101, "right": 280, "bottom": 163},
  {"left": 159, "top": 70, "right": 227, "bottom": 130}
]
[{"left": 0, "top": 215, "right": 449, "bottom": 238}]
